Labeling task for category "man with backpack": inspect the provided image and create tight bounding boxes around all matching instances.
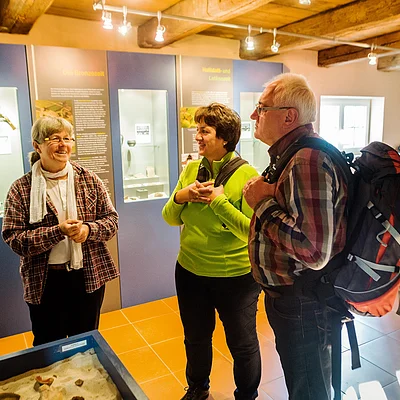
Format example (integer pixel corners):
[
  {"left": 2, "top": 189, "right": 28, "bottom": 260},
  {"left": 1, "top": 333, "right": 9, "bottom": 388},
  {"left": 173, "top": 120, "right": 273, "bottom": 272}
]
[{"left": 243, "top": 73, "right": 348, "bottom": 400}]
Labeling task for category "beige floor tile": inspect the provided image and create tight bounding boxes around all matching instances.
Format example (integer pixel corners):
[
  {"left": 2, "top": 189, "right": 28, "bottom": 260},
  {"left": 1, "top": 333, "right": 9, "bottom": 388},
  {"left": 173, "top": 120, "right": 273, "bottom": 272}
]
[
  {"left": 119, "top": 346, "right": 170, "bottom": 384},
  {"left": 100, "top": 324, "right": 147, "bottom": 354},
  {"left": 261, "top": 377, "right": 288, "bottom": 400},
  {"left": 0, "top": 333, "right": 26, "bottom": 356},
  {"left": 141, "top": 373, "right": 185, "bottom": 399},
  {"left": 133, "top": 313, "right": 184, "bottom": 344},
  {"left": 355, "top": 308, "right": 400, "bottom": 335},
  {"left": 162, "top": 296, "right": 180, "bottom": 312},
  {"left": 256, "top": 312, "right": 275, "bottom": 342},
  {"left": 122, "top": 299, "right": 175, "bottom": 323},
  {"left": 341, "top": 350, "right": 396, "bottom": 398},
  {"left": 259, "top": 334, "right": 284, "bottom": 384},
  {"left": 359, "top": 336, "right": 400, "bottom": 376},
  {"left": 99, "top": 309, "right": 129, "bottom": 330},
  {"left": 151, "top": 337, "right": 186, "bottom": 372},
  {"left": 23, "top": 331, "right": 34, "bottom": 348}
]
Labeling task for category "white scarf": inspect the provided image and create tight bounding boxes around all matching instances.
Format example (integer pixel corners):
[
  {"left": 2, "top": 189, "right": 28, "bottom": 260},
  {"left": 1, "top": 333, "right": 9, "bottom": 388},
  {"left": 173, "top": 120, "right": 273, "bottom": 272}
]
[{"left": 30, "top": 161, "right": 83, "bottom": 270}]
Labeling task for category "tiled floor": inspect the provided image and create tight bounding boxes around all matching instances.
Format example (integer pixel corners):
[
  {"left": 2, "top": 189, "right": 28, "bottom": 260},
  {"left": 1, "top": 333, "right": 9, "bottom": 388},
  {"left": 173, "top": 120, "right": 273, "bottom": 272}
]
[{"left": 1, "top": 292, "right": 400, "bottom": 399}]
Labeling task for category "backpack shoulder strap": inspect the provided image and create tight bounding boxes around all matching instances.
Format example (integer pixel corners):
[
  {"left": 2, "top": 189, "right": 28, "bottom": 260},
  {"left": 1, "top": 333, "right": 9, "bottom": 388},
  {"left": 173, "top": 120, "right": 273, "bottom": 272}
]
[
  {"left": 214, "top": 157, "right": 248, "bottom": 187},
  {"left": 266, "top": 136, "right": 353, "bottom": 186}
]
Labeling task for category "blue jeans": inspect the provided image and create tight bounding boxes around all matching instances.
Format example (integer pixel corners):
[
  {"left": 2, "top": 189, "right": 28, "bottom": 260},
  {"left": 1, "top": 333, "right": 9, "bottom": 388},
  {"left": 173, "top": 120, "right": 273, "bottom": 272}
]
[
  {"left": 175, "top": 262, "right": 261, "bottom": 400},
  {"left": 265, "top": 293, "right": 333, "bottom": 400}
]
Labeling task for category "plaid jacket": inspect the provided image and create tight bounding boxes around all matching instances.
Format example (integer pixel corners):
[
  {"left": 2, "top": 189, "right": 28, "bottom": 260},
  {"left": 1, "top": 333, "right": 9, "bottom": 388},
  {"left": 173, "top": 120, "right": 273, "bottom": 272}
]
[
  {"left": 2, "top": 161, "right": 119, "bottom": 304},
  {"left": 249, "top": 125, "right": 348, "bottom": 287}
]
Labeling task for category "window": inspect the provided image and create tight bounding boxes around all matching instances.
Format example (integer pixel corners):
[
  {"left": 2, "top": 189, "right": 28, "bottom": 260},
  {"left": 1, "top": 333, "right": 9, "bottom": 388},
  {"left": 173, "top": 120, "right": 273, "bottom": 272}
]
[{"left": 319, "top": 96, "right": 384, "bottom": 155}]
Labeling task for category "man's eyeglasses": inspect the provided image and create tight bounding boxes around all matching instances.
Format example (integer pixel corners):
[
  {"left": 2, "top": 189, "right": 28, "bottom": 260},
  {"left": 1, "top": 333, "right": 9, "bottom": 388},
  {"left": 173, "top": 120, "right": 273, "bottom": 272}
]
[
  {"left": 44, "top": 136, "right": 75, "bottom": 144},
  {"left": 255, "top": 104, "right": 292, "bottom": 116}
]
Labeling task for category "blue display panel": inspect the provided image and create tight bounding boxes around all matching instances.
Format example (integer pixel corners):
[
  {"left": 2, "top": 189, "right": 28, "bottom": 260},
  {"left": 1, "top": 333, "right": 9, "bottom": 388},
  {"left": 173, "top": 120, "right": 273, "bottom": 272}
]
[
  {"left": 107, "top": 52, "right": 179, "bottom": 308},
  {"left": 0, "top": 44, "right": 33, "bottom": 337}
]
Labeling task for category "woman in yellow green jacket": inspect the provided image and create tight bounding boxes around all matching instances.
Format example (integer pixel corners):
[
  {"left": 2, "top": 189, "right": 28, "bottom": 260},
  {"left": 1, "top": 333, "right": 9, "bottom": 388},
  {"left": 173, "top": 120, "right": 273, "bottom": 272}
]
[{"left": 162, "top": 103, "right": 261, "bottom": 400}]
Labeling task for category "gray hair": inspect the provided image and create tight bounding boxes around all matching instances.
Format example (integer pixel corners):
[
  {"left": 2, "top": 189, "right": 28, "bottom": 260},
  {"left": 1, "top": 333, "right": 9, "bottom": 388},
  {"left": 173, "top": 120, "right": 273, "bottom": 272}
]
[
  {"left": 29, "top": 117, "right": 74, "bottom": 167},
  {"left": 265, "top": 73, "right": 316, "bottom": 125}
]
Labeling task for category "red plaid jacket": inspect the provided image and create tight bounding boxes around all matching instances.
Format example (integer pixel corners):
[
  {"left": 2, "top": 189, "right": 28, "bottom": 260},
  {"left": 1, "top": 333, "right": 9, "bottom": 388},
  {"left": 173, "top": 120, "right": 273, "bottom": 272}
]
[
  {"left": 2, "top": 161, "right": 119, "bottom": 304},
  {"left": 249, "top": 125, "right": 348, "bottom": 287}
]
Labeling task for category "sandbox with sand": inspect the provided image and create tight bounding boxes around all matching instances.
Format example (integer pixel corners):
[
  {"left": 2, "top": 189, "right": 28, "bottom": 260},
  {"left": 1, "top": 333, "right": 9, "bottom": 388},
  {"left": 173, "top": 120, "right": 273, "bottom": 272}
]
[{"left": 0, "top": 349, "right": 122, "bottom": 399}]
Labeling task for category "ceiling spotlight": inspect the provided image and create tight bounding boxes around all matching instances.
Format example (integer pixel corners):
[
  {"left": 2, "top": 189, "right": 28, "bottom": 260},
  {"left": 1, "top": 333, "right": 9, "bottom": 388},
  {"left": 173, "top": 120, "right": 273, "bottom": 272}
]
[
  {"left": 299, "top": 0, "right": 311, "bottom": 4},
  {"left": 368, "top": 44, "right": 377, "bottom": 65},
  {"left": 118, "top": 5, "right": 131, "bottom": 36},
  {"left": 368, "top": 52, "right": 377, "bottom": 65},
  {"left": 102, "top": 11, "right": 113, "bottom": 30},
  {"left": 245, "top": 25, "right": 255, "bottom": 51},
  {"left": 155, "top": 11, "right": 165, "bottom": 42},
  {"left": 271, "top": 28, "right": 280, "bottom": 53}
]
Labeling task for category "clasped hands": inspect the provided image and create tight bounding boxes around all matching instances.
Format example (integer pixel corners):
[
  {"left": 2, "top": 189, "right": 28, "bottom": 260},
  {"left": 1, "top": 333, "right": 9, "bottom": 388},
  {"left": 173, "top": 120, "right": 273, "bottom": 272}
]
[
  {"left": 175, "top": 180, "right": 224, "bottom": 204},
  {"left": 59, "top": 219, "right": 89, "bottom": 243}
]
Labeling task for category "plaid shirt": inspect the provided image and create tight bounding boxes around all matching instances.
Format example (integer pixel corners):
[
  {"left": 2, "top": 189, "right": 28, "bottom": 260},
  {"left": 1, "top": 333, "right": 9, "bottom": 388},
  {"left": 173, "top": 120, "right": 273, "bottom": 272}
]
[
  {"left": 249, "top": 125, "right": 348, "bottom": 287},
  {"left": 2, "top": 161, "right": 119, "bottom": 304}
]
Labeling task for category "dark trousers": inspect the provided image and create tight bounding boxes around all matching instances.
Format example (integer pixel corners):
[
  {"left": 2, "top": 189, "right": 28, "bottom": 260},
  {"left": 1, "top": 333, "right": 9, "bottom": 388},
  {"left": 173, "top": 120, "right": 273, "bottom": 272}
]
[
  {"left": 28, "top": 269, "right": 105, "bottom": 346},
  {"left": 265, "top": 293, "right": 334, "bottom": 400},
  {"left": 175, "top": 262, "right": 261, "bottom": 400}
]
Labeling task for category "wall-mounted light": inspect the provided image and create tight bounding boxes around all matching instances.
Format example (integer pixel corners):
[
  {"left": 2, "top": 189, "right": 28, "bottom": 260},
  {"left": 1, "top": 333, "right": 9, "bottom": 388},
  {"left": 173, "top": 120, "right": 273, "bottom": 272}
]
[
  {"left": 102, "top": 11, "right": 113, "bottom": 30},
  {"left": 299, "top": 0, "right": 311, "bottom": 4},
  {"left": 271, "top": 28, "right": 280, "bottom": 53},
  {"left": 245, "top": 25, "right": 255, "bottom": 51},
  {"left": 155, "top": 11, "right": 165, "bottom": 42},
  {"left": 118, "top": 5, "right": 131, "bottom": 36}
]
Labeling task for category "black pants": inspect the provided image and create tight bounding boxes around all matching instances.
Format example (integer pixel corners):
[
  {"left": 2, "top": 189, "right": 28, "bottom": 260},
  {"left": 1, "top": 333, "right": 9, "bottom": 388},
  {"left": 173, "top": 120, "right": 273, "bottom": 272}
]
[
  {"left": 175, "top": 262, "right": 261, "bottom": 400},
  {"left": 265, "top": 294, "right": 333, "bottom": 400},
  {"left": 28, "top": 269, "right": 105, "bottom": 346}
]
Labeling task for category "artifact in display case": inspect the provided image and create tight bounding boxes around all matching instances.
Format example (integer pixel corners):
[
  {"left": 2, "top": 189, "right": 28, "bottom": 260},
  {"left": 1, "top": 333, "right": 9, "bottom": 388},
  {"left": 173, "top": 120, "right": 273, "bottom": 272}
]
[
  {"left": 0, "top": 87, "right": 24, "bottom": 218},
  {"left": 0, "top": 330, "right": 148, "bottom": 399},
  {"left": 118, "top": 89, "right": 170, "bottom": 202},
  {"left": 239, "top": 92, "right": 270, "bottom": 174}
]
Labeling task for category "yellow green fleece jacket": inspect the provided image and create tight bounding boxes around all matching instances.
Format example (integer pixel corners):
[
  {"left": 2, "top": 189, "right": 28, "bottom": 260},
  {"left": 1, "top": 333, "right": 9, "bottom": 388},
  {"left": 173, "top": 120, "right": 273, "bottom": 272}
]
[{"left": 162, "top": 152, "right": 259, "bottom": 277}]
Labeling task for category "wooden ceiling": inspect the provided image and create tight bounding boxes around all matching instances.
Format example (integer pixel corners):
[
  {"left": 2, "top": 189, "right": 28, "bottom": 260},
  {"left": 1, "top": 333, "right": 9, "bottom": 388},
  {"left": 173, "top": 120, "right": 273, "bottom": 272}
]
[{"left": 1, "top": 0, "right": 400, "bottom": 71}]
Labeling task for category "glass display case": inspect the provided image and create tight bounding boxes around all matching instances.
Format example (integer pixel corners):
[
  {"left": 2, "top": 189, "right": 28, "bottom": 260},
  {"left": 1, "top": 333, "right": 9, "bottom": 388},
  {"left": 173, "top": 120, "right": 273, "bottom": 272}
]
[
  {"left": 0, "top": 87, "right": 24, "bottom": 217},
  {"left": 239, "top": 92, "right": 270, "bottom": 174},
  {"left": 118, "top": 89, "right": 170, "bottom": 202}
]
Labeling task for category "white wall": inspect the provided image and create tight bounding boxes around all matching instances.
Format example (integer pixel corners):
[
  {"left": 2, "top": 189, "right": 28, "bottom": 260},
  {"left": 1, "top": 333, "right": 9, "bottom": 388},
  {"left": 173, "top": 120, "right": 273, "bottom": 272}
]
[{"left": 271, "top": 51, "right": 400, "bottom": 148}]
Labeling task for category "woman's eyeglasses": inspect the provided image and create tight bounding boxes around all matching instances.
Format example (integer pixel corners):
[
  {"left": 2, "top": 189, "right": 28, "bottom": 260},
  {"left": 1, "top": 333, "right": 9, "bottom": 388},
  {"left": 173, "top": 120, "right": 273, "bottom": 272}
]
[
  {"left": 255, "top": 104, "right": 292, "bottom": 116},
  {"left": 44, "top": 136, "right": 75, "bottom": 144}
]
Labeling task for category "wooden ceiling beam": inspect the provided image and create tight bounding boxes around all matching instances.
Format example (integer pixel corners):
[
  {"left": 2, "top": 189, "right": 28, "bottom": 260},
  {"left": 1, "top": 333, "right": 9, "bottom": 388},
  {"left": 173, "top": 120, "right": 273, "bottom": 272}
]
[
  {"left": 377, "top": 54, "right": 400, "bottom": 72},
  {"left": 239, "top": 0, "right": 400, "bottom": 60},
  {"left": 137, "top": 0, "right": 274, "bottom": 48},
  {"left": 0, "top": 0, "right": 55, "bottom": 34},
  {"left": 318, "top": 31, "right": 400, "bottom": 67}
]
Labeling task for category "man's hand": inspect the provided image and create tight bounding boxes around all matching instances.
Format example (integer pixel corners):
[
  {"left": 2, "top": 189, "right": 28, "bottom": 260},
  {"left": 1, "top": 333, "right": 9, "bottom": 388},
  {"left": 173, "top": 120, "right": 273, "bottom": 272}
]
[{"left": 243, "top": 176, "right": 277, "bottom": 210}]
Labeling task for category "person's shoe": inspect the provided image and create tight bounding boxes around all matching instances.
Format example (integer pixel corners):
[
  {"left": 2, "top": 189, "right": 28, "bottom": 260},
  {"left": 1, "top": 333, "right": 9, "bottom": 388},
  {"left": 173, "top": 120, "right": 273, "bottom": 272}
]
[{"left": 180, "top": 386, "right": 210, "bottom": 400}]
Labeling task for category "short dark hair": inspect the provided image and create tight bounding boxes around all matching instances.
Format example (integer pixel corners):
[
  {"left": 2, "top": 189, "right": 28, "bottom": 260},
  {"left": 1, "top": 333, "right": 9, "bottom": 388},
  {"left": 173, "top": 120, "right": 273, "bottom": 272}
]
[{"left": 194, "top": 103, "right": 241, "bottom": 152}]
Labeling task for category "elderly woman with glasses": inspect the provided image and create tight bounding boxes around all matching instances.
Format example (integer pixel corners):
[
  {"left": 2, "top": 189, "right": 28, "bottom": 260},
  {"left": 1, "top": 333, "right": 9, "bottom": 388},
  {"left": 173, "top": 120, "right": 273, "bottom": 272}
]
[
  {"left": 163, "top": 103, "right": 261, "bottom": 400},
  {"left": 2, "top": 116, "right": 119, "bottom": 346}
]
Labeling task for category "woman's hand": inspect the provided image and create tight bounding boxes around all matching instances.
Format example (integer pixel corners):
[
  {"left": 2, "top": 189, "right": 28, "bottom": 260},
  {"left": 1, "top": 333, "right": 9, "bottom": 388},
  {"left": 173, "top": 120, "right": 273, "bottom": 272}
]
[
  {"left": 207, "top": 184, "right": 224, "bottom": 202},
  {"left": 174, "top": 180, "right": 213, "bottom": 204},
  {"left": 59, "top": 219, "right": 89, "bottom": 243}
]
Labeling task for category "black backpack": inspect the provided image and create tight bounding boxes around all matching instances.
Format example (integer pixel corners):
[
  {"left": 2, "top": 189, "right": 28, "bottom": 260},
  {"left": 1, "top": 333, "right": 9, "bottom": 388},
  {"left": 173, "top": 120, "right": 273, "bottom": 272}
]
[{"left": 264, "top": 136, "right": 400, "bottom": 400}]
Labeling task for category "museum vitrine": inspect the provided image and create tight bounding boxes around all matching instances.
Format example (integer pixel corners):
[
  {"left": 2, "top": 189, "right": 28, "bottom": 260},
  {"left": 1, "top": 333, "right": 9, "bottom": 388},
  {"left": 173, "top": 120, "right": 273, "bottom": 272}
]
[
  {"left": 239, "top": 92, "right": 270, "bottom": 174},
  {"left": 0, "top": 87, "right": 24, "bottom": 217},
  {"left": 118, "top": 89, "right": 170, "bottom": 202}
]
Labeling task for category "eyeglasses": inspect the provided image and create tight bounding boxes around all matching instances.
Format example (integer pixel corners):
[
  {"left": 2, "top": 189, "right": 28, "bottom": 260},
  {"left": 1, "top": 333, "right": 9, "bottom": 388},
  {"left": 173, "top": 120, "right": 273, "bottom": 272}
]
[
  {"left": 44, "top": 136, "right": 75, "bottom": 144},
  {"left": 255, "top": 104, "right": 292, "bottom": 116}
]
